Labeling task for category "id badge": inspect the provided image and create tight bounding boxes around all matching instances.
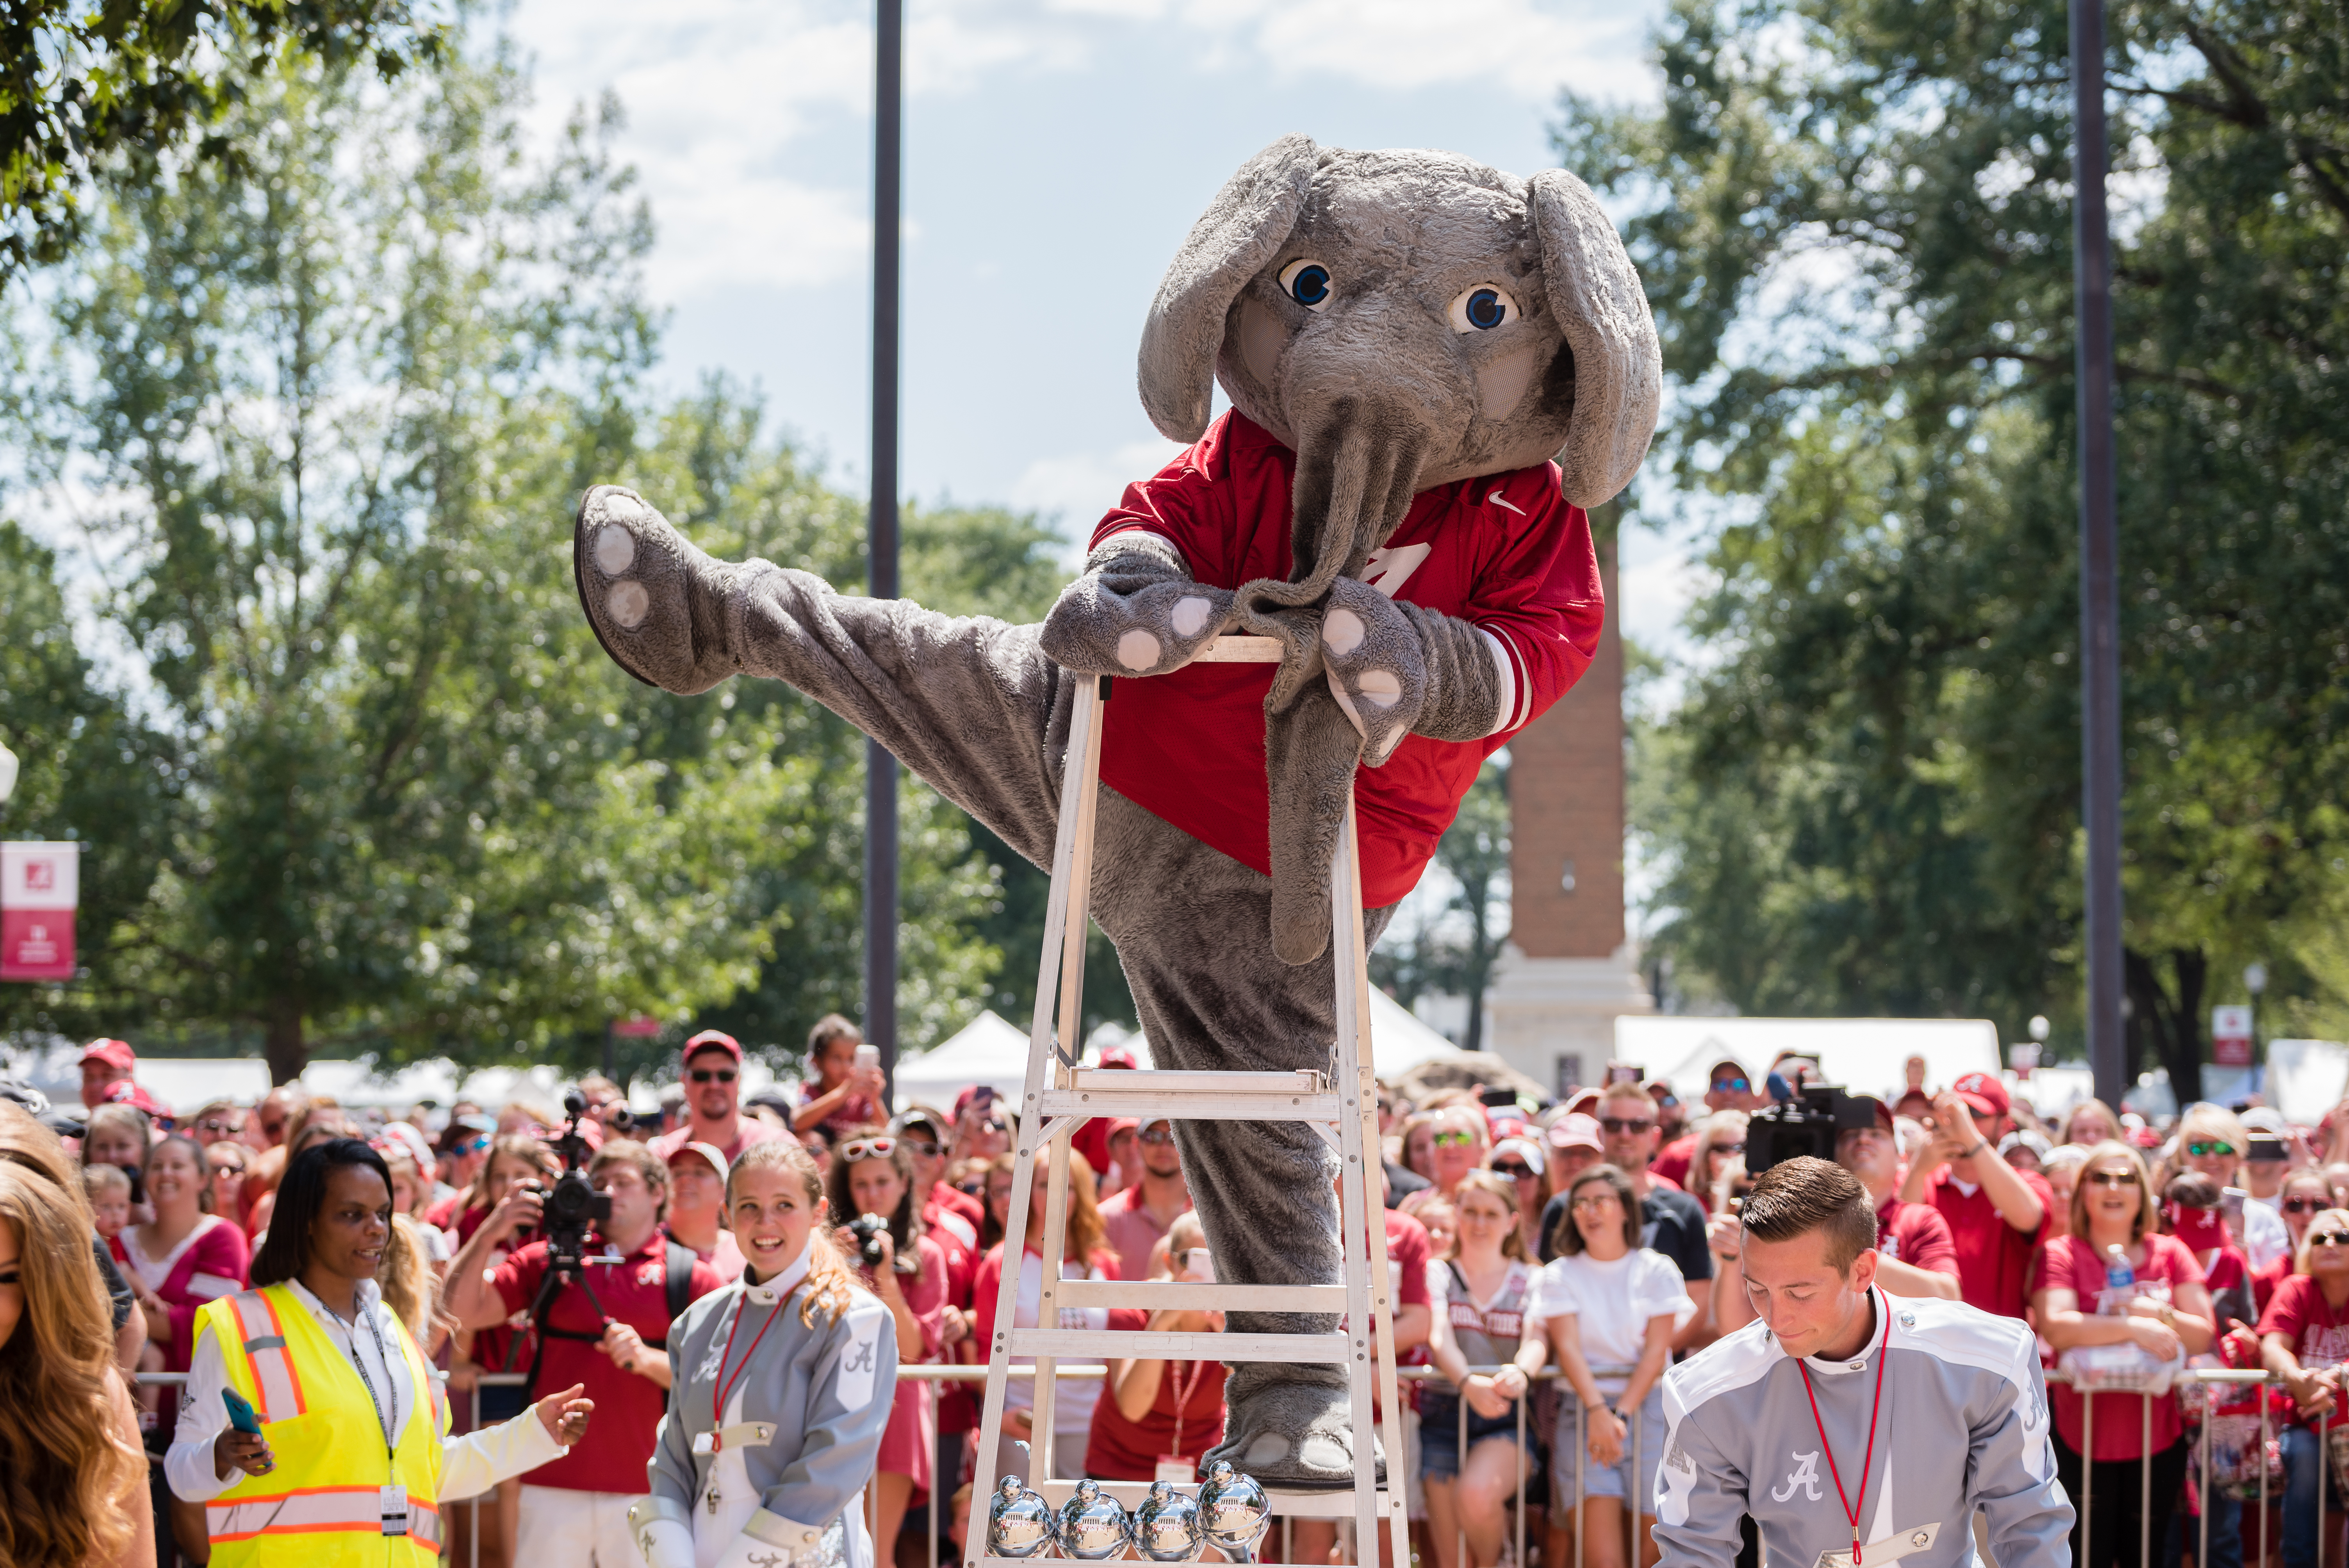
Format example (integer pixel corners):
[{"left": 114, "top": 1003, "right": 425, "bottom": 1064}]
[
  {"left": 1155, "top": 1456, "right": 1196, "bottom": 1484},
  {"left": 380, "top": 1484, "right": 410, "bottom": 1537},
  {"left": 1815, "top": 1521, "right": 1939, "bottom": 1568}
]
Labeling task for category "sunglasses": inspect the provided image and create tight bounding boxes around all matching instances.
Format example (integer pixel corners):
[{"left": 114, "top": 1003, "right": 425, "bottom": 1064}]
[
  {"left": 2185, "top": 1140, "right": 2236, "bottom": 1158},
  {"left": 690, "top": 1069, "right": 738, "bottom": 1084},
  {"left": 447, "top": 1135, "right": 489, "bottom": 1157},
  {"left": 1712, "top": 1141, "right": 1746, "bottom": 1156},
  {"left": 1711, "top": 1077, "right": 1750, "bottom": 1094},
  {"left": 2286, "top": 1197, "right": 2327, "bottom": 1213},
  {"left": 841, "top": 1137, "right": 896, "bottom": 1162},
  {"left": 1433, "top": 1131, "right": 1479, "bottom": 1148},
  {"left": 2087, "top": 1169, "right": 2139, "bottom": 1187},
  {"left": 1492, "top": 1162, "right": 1535, "bottom": 1181},
  {"left": 900, "top": 1139, "right": 941, "bottom": 1159},
  {"left": 1139, "top": 1126, "right": 1175, "bottom": 1145},
  {"left": 2311, "top": 1233, "right": 2349, "bottom": 1249},
  {"left": 1571, "top": 1192, "right": 1621, "bottom": 1212},
  {"left": 194, "top": 1118, "right": 240, "bottom": 1135},
  {"left": 207, "top": 1156, "right": 246, "bottom": 1174},
  {"left": 1599, "top": 1117, "right": 1654, "bottom": 1135}
]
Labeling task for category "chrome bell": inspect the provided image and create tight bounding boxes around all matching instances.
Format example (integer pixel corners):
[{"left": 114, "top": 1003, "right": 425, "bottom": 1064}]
[
  {"left": 985, "top": 1475, "right": 1055, "bottom": 1559},
  {"left": 1131, "top": 1479, "right": 1206, "bottom": 1563},
  {"left": 1198, "top": 1463, "right": 1272, "bottom": 1562},
  {"left": 1057, "top": 1477, "right": 1134, "bottom": 1561}
]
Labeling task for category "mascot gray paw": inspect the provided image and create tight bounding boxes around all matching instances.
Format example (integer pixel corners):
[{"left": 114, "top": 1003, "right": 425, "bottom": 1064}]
[
  {"left": 1042, "top": 574, "right": 1233, "bottom": 677},
  {"left": 573, "top": 485, "right": 761, "bottom": 695},
  {"left": 1318, "top": 577, "right": 1425, "bottom": 767},
  {"left": 1204, "top": 1379, "right": 1381, "bottom": 1490}
]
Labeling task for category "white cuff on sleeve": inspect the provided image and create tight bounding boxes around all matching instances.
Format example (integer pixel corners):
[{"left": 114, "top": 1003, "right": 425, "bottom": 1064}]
[{"left": 1477, "top": 626, "right": 1522, "bottom": 737}]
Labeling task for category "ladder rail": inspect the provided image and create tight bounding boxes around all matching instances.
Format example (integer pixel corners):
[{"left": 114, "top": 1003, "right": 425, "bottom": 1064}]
[{"left": 964, "top": 643, "right": 1404, "bottom": 1564}]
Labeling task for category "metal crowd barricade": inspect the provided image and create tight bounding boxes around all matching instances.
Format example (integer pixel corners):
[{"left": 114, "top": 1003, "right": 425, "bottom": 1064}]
[{"left": 137, "top": 1359, "right": 2333, "bottom": 1568}]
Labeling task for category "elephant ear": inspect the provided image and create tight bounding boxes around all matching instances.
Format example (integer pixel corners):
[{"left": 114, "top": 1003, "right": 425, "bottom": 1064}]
[
  {"left": 1138, "top": 134, "right": 1319, "bottom": 442},
  {"left": 1528, "top": 168, "right": 1663, "bottom": 509}
]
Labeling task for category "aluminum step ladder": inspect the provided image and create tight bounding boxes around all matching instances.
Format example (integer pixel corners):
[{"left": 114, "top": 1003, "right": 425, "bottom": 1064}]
[{"left": 963, "top": 635, "right": 1408, "bottom": 1568}]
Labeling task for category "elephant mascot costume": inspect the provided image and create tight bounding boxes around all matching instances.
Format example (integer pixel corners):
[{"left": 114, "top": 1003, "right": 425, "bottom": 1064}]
[{"left": 570, "top": 134, "right": 1660, "bottom": 1487}]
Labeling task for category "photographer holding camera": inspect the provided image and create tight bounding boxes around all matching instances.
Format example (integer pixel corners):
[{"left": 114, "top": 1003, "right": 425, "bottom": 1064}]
[{"left": 447, "top": 1126, "right": 725, "bottom": 1565}]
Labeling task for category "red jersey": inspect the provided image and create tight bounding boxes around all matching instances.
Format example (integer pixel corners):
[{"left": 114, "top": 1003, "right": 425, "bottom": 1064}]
[
  {"left": 1875, "top": 1197, "right": 1959, "bottom": 1276},
  {"left": 1084, "top": 1352, "right": 1230, "bottom": 1481},
  {"left": 2258, "top": 1273, "right": 2349, "bottom": 1428},
  {"left": 1927, "top": 1164, "right": 2053, "bottom": 1320},
  {"left": 1090, "top": 412, "right": 1604, "bottom": 908},
  {"left": 2034, "top": 1233, "right": 2205, "bottom": 1458},
  {"left": 493, "top": 1231, "right": 724, "bottom": 1493}
]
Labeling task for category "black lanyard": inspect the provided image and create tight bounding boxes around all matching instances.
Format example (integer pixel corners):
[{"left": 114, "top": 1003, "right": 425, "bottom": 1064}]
[{"left": 321, "top": 1295, "right": 399, "bottom": 1461}]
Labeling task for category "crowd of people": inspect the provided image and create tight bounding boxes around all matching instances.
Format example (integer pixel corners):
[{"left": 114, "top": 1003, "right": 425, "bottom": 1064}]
[{"left": 10, "top": 1028, "right": 2349, "bottom": 1568}]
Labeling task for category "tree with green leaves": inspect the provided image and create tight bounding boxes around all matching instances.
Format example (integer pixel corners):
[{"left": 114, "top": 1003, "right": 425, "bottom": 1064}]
[
  {"left": 1583, "top": 0, "right": 2349, "bottom": 1100},
  {"left": 2, "top": 0, "right": 444, "bottom": 285},
  {"left": 4, "top": 50, "right": 1025, "bottom": 1082}
]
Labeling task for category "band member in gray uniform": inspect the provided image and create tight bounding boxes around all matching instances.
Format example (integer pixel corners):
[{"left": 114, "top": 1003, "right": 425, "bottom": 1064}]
[
  {"left": 630, "top": 1140, "right": 899, "bottom": 1568},
  {"left": 1651, "top": 1158, "right": 2071, "bottom": 1568}
]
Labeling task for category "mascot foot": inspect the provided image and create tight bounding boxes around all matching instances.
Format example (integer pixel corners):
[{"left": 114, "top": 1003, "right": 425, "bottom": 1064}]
[
  {"left": 573, "top": 484, "right": 760, "bottom": 695},
  {"left": 1203, "top": 1381, "right": 1382, "bottom": 1491}
]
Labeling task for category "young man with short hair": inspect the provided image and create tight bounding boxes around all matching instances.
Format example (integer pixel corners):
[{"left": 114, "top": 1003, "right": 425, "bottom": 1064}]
[
  {"left": 1654, "top": 1157, "right": 2071, "bottom": 1568},
  {"left": 1098, "top": 1115, "right": 1191, "bottom": 1282},
  {"left": 651, "top": 1030, "right": 790, "bottom": 1164}
]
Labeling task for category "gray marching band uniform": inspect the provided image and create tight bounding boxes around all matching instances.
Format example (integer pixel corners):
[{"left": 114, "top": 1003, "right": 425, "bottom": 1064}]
[
  {"left": 1652, "top": 1289, "right": 2072, "bottom": 1568},
  {"left": 630, "top": 1272, "right": 899, "bottom": 1568}
]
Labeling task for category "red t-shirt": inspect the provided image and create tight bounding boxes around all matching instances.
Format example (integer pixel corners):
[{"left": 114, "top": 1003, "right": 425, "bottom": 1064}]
[
  {"left": 1875, "top": 1198, "right": 1959, "bottom": 1276},
  {"left": 2258, "top": 1274, "right": 2349, "bottom": 1429},
  {"left": 1090, "top": 411, "right": 1604, "bottom": 908},
  {"left": 492, "top": 1231, "right": 724, "bottom": 1492},
  {"left": 1928, "top": 1165, "right": 2054, "bottom": 1320},
  {"left": 649, "top": 1117, "right": 790, "bottom": 1165},
  {"left": 1085, "top": 1352, "right": 1231, "bottom": 1481},
  {"left": 2033, "top": 1232, "right": 2205, "bottom": 1459},
  {"left": 1650, "top": 1134, "right": 1697, "bottom": 1192}
]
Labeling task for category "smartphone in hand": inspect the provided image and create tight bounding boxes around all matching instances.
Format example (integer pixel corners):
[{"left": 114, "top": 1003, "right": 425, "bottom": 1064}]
[{"left": 222, "top": 1388, "right": 264, "bottom": 1435}]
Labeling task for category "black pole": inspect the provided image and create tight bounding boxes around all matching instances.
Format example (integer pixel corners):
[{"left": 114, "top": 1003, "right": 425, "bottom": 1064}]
[
  {"left": 2071, "top": 0, "right": 2124, "bottom": 1104},
  {"left": 864, "top": 0, "right": 902, "bottom": 1097}
]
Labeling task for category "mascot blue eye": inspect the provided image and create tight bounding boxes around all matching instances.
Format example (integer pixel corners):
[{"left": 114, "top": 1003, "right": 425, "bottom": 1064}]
[
  {"left": 1278, "top": 258, "right": 1333, "bottom": 312},
  {"left": 1447, "top": 283, "right": 1519, "bottom": 333}
]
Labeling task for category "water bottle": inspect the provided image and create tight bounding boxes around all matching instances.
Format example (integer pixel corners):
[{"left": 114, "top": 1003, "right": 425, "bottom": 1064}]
[{"left": 2105, "top": 1244, "right": 2135, "bottom": 1294}]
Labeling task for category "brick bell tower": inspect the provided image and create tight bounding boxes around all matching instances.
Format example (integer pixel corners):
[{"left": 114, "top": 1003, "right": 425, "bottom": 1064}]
[{"left": 1486, "top": 528, "right": 1652, "bottom": 1093}]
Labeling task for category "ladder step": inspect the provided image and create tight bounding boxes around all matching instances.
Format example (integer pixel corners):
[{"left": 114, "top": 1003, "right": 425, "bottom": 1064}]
[
  {"left": 1067, "top": 1067, "right": 1324, "bottom": 1094},
  {"left": 1040, "top": 1072, "right": 1342, "bottom": 1122},
  {"left": 1055, "top": 1279, "right": 1351, "bottom": 1312},
  {"left": 1187, "top": 634, "right": 1285, "bottom": 663},
  {"left": 1003, "top": 1328, "right": 1358, "bottom": 1362}
]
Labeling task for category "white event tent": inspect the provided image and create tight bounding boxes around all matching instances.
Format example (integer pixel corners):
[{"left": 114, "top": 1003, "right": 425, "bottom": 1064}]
[{"left": 1615, "top": 1016, "right": 2003, "bottom": 1106}]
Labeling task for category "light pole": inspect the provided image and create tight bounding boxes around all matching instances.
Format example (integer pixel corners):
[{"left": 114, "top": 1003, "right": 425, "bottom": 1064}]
[
  {"left": 864, "top": 0, "right": 904, "bottom": 1098},
  {"left": 2071, "top": 0, "right": 2125, "bottom": 1107}
]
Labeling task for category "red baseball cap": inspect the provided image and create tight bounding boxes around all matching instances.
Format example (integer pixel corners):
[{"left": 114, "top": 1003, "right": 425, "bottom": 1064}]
[
  {"left": 1096, "top": 1046, "right": 1139, "bottom": 1070},
  {"left": 102, "top": 1079, "right": 172, "bottom": 1121},
  {"left": 681, "top": 1029, "right": 742, "bottom": 1067},
  {"left": 1950, "top": 1071, "right": 2010, "bottom": 1119},
  {"left": 80, "top": 1038, "right": 135, "bottom": 1072},
  {"left": 1107, "top": 1116, "right": 1141, "bottom": 1137}
]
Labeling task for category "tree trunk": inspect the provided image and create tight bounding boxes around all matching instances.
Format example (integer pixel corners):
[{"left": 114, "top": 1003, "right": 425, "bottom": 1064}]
[
  {"left": 263, "top": 996, "right": 307, "bottom": 1086},
  {"left": 2124, "top": 946, "right": 2207, "bottom": 1108}
]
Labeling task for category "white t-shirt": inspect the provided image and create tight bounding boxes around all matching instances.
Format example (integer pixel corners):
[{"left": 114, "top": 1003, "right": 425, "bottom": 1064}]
[{"left": 1525, "top": 1249, "right": 1695, "bottom": 1394}]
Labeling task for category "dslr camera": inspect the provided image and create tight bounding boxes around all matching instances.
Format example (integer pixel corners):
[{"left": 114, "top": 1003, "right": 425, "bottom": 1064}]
[
  {"left": 1745, "top": 1081, "right": 1879, "bottom": 1174},
  {"left": 846, "top": 1212, "right": 890, "bottom": 1268},
  {"left": 534, "top": 1089, "right": 611, "bottom": 1268}
]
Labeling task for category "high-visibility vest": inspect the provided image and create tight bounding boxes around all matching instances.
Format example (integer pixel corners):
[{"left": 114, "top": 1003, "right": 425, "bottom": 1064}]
[{"left": 194, "top": 1284, "right": 452, "bottom": 1568}]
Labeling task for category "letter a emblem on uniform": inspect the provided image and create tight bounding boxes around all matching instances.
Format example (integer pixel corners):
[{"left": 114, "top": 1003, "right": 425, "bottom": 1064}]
[{"left": 1772, "top": 1450, "right": 1825, "bottom": 1503}]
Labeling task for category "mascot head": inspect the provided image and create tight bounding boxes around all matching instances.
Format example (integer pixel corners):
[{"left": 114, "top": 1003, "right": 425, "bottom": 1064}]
[{"left": 1138, "top": 134, "right": 1661, "bottom": 586}]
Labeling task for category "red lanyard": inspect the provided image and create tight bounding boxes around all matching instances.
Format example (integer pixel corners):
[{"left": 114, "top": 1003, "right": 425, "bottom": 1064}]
[
  {"left": 1167, "top": 1358, "right": 1207, "bottom": 1459},
  {"left": 712, "top": 1285, "right": 790, "bottom": 1427},
  {"left": 1795, "top": 1289, "right": 1892, "bottom": 1568}
]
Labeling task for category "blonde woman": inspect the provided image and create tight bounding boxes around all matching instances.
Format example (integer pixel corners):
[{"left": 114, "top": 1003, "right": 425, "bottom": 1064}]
[
  {"left": 2175, "top": 1103, "right": 2292, "bottom": 1269},
  {"left": 634, "top": 1139, "right": 897, "bottom": 1568},
  {"left": 1684, "top": 1113, "right": 1749, "bottom": 1216},
  {"left": 2257, "top": 1206, "right": 2349, "bottom": 1568},
  {"left": 0, "top": 1162, "right": 151, "bottom": 1568}
]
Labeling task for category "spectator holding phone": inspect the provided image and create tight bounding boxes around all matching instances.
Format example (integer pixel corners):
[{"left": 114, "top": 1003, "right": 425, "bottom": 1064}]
[
  {"left": 1896, "top": 1073, "right": 2050, "bottom": 1319},
  {"left": 795, "top": 1015, "right": 887, "bottom": 1140},
  {"left": 168, "top": 1139, "right": 593, "bottom": 1564},
  {"left": 654, "top": 1031, "right": 792, "bottom": 1165},
  {"left": 2176, "top": 1104, "right": 2294, "bottom": 1272},
  {"left": 1089, "top": 1212, "right": 1229, "bottom": 1482},
  {"left": 950, "top": 1087, "right": 1018, "bottom": 1168}
]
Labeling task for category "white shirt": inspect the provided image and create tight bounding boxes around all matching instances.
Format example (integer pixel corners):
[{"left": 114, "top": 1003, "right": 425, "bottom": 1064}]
[
  {"left": 2243, "top": 1197, "right": 2291, "bottom": 1272},
  {"left": 1001, "top": 1250, "right": 1109, "bottom": 1430},
  {"left": 1524, "top": 1249, "right": 1695, "bottom": 1397},
  {"left": 166, "top": 1277, "right": 562, "bottom": 1504}
]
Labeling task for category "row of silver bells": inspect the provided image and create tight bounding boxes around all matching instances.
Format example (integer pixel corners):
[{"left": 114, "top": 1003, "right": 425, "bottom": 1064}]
[{"left": 987, "top": 1463, "right": 1273, "bottom": 1561}]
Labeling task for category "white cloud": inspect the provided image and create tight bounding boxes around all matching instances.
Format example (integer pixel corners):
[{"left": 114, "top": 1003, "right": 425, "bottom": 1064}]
[
  {"left": 1005, "top": 435, "right": 1187, "bottom": 557},
  {"left": 1178, "top": 0, "right": 1656, "bottom": 102}
]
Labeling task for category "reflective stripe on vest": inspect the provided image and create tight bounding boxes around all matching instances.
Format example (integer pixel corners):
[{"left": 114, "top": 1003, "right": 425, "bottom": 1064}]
[
  {"left": 207, "top": 1488, "right": 443, "bottom": 1549},
  {"left": 228, "top": 1290, "right": 306, "bottom": 1421}
]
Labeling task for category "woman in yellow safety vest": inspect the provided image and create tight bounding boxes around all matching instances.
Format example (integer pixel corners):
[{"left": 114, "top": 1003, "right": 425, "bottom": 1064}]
[{"left": 166, "top": 1138, "right": 595, "bottom": 1565}]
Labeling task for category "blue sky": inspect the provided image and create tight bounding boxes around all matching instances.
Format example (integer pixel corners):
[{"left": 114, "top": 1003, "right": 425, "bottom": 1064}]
[{"left": 504, "top": 0, "right": 1698, "bottom": 650}]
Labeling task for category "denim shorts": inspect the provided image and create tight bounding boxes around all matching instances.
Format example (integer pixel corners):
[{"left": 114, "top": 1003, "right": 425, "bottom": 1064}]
[
  {"left": 1419, "top": 1389, "right": 1526, "bottom": 1479},
  {"left": 1552, "top": 1387, "right": 1666, "bottom": 1507}
]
